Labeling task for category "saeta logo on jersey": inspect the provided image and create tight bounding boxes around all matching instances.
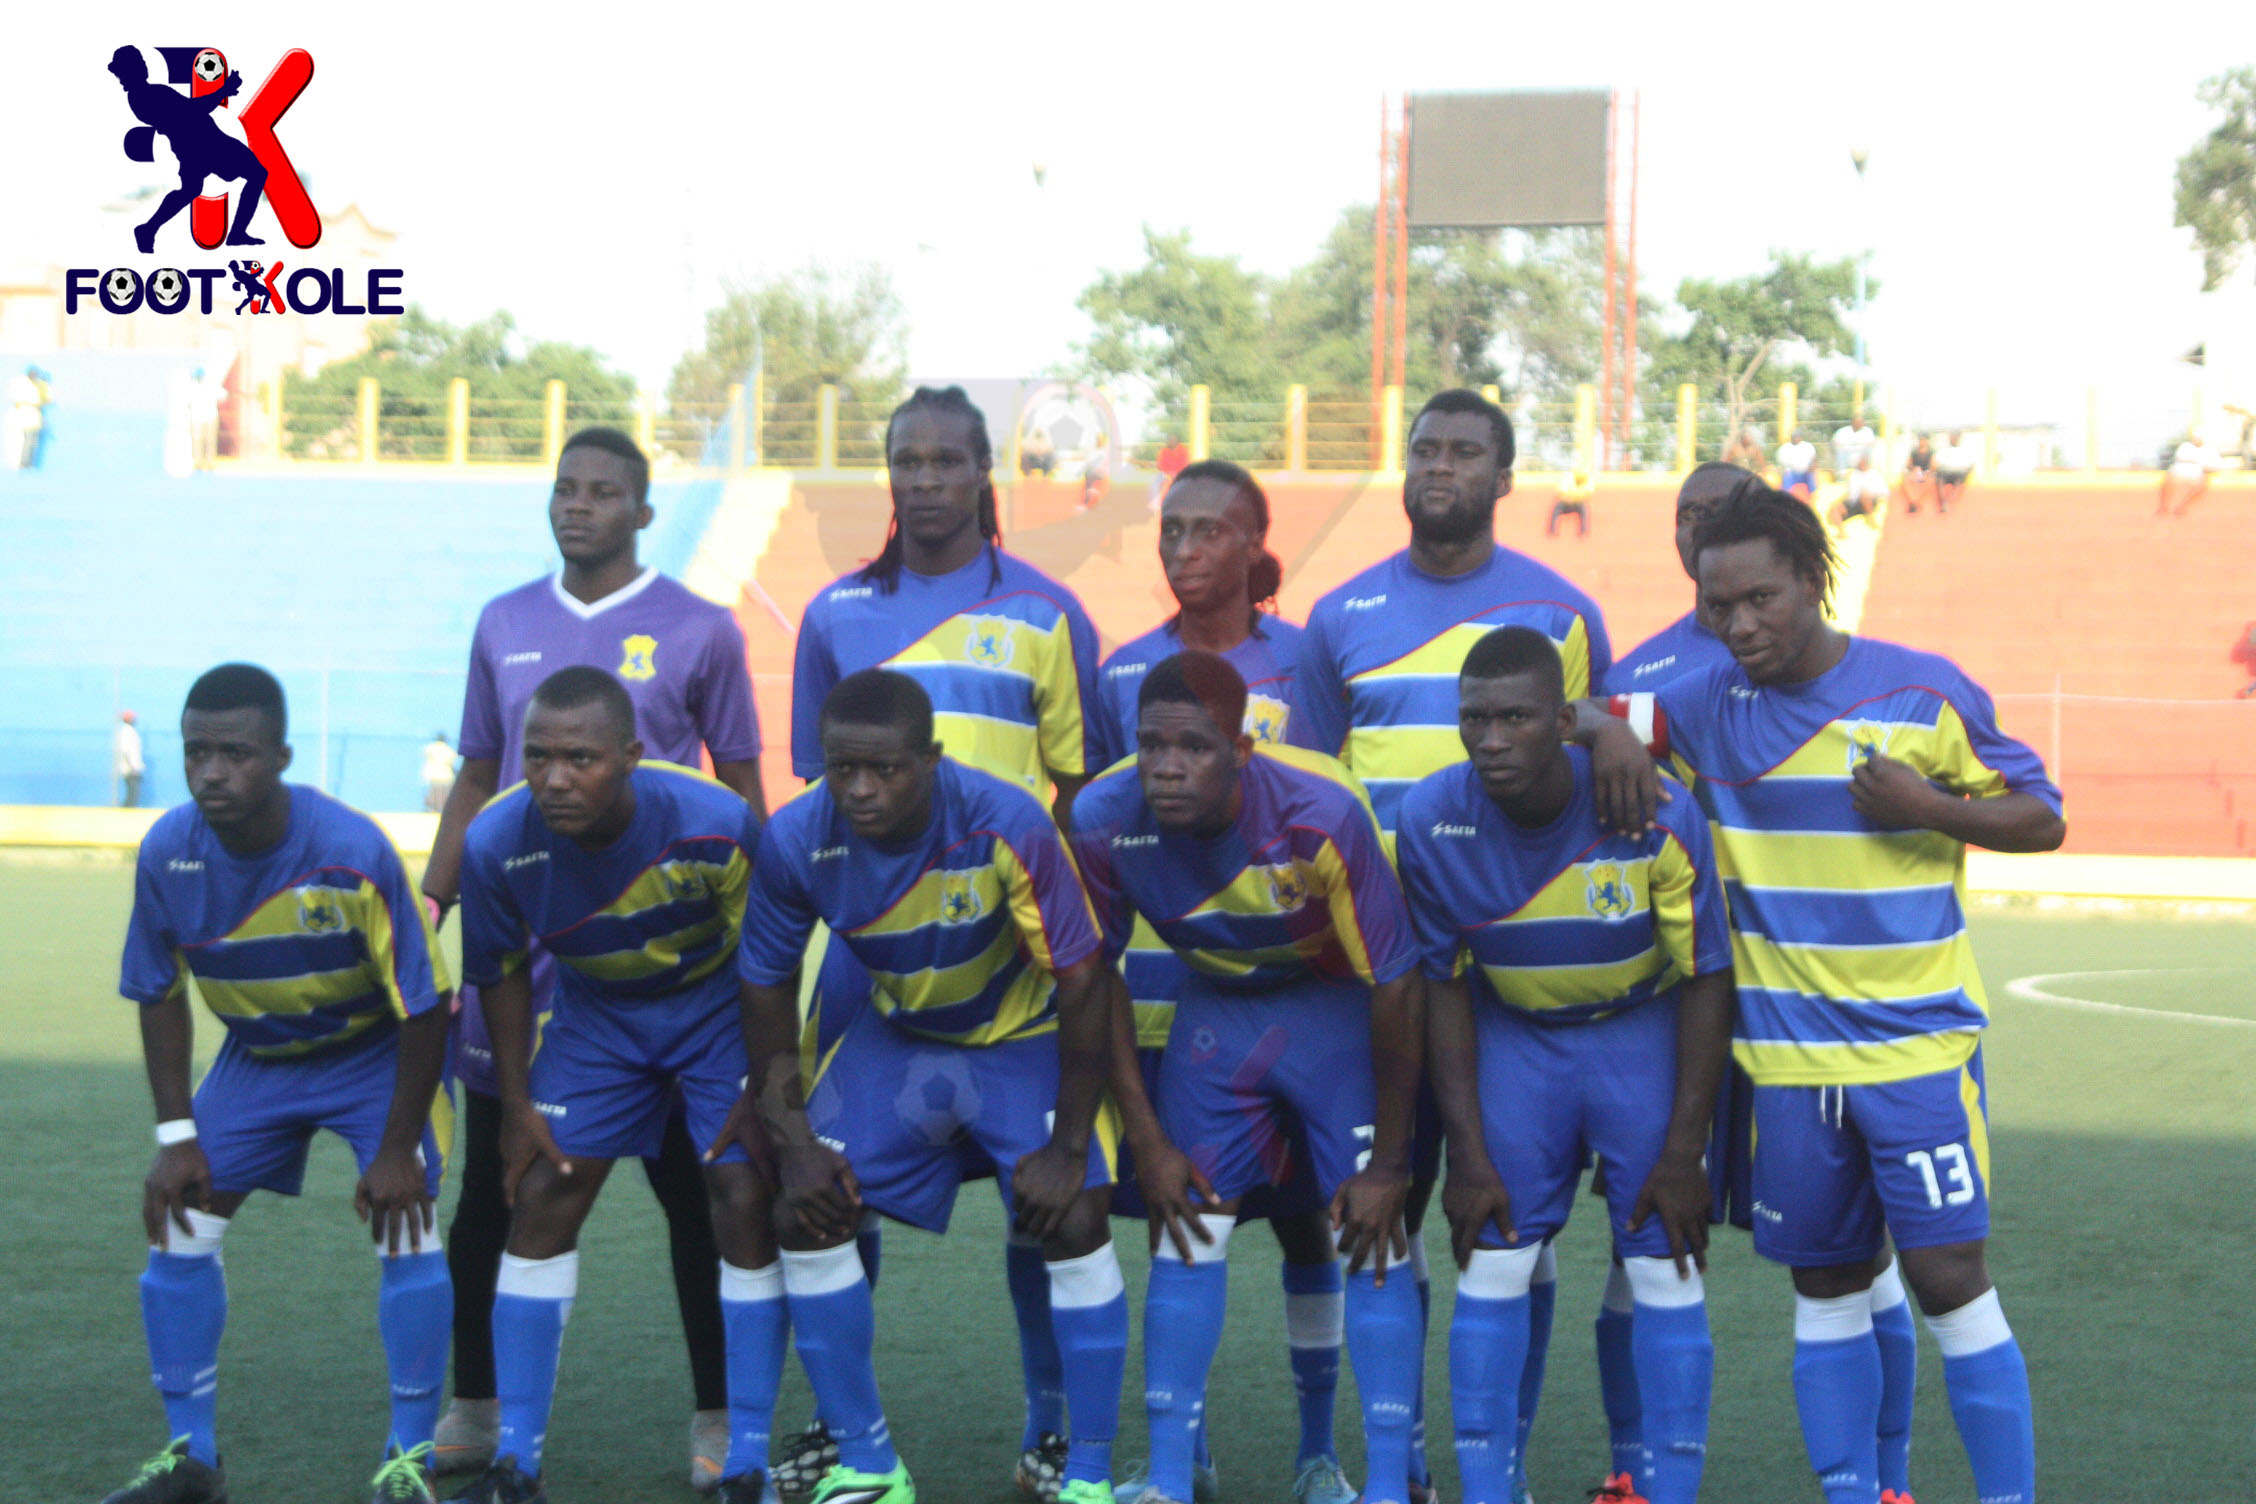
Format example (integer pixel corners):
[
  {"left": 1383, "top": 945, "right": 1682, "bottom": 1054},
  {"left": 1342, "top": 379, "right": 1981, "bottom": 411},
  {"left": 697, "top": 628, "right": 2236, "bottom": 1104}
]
[{"left": 67, "top": 44, "right": 405, "bottom": 320}]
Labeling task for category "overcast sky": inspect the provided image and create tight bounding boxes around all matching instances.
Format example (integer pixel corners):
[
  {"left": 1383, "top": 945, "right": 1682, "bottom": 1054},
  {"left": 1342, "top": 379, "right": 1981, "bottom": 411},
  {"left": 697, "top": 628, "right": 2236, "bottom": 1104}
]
[{"left": 15, "top": 0, "right": 2249, "bottom": 461}]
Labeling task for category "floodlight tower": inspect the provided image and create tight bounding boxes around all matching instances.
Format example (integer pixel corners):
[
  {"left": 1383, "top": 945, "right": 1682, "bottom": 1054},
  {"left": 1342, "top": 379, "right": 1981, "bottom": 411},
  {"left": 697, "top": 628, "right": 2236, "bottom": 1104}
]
[{"left": 1851, "top": 144, "right": 1870, "bottom": 419}]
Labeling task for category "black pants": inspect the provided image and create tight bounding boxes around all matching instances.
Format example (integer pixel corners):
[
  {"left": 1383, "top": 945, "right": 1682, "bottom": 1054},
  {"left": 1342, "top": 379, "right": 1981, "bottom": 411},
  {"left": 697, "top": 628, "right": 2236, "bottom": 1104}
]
[{"left": 446, "top": 1087, "right": 727, "bottom": 1408}]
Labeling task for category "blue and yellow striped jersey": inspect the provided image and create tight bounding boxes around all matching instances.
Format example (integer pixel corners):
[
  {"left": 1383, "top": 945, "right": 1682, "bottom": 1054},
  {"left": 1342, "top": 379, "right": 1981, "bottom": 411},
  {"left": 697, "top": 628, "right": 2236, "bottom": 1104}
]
[
  {"left": 1641, "top": 636, "right": 2063, "bottom": 1086},
  {"left": 1290, "top": 546, "right": 1612, "bottom": 835},
  {"left": 1068, "top": 745, "right": 1417, "bottom": 1017},
  {"left": 120, "top": 785, "right": 448, "bottom": 1059},
  {"left": 791, "top": 552, "right": 1102, "bottom": 792},
  {"left": 458, "top": 763, "right": 760, "bottom": 1017},
  {"left": 1091, "top": 616, "right": 1308, "bottom": 1044},
  {"left": 1394, "top": 752, "right": 1731, "bottom": 1024},
  {"left": 738, "top": 758, "right": 1102, "bottom": 1047}
]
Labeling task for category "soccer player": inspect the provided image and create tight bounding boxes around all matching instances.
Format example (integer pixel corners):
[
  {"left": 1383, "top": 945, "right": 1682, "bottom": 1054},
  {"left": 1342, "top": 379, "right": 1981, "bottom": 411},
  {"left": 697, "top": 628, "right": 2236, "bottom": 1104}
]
[
  {"left": 1397, "top": 627, "right": 1732, "bottom": 1504},
  {"left": 1290, "top": 387, "right": 1611, "bottom": 1500},
  {"left": 735, "top": 669, "right": 1129, "bottom": 1504},
  {"left": 1069, "top": 651, "right": 1426, "bottom": 1504},
  {"left": 1090, "top": 463, "right": 1348, "bottom": 1504},
  {"left": 420, "top": 426, "right": 764, "bottom": 1490},
  {"left": 788, "top": 385, "right": 1103, "bottom": 1500},
  {"left": 452, "top": 668, "right": 777, "bottom": 1504},
  {"left": 106, "top": 663, "right": 452, "bottom": 1504},
  {"left": 1606, "top": 485, "right": 2064, "bottom": 1504}
]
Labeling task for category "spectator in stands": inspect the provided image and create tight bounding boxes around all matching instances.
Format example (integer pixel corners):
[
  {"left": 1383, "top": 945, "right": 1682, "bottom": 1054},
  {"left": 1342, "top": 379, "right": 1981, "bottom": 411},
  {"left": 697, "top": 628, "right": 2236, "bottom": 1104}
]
[
  {"left": 115, "top": 710, "right": 145, "bottom": 808},
  {"left": 1934, "top": 430, "right": 1976, "bottom": 513},
  {"left": 1832, "top": 412, "right": 1879, "bottom": 478},
  {"left": 1547, "top": 466, "right": 1595, "bottom": 538},
  {"left": 1776, "top": 429, "right": 1817, "bottom": 500},
  {"left": 421, "top": 732, "right": 456, "bottom": 813},
  {"left": 1151, "top": 431, "right": 1191, "bottom": 504},
  {"left": 2159, "top": 426, "right": 2227, "bottom": 517},
  {"left": 1902, "top": 433, "right": 1935, "bottom": 514},
  {"left": 1080, "top": 433, "right": 1112, "bottom": 511},
  {"left": 1020, "top": 425, "right": 1057, "bottom": 478},
  {"left": 1831, "top": 454, "right": 1888, "bottom": 530},
  {"left": 1721, "top": 426, "right": 1765, "bottom": 473},
  {"left": 4, "top": 364, "right": 39, "bottom": 470}
]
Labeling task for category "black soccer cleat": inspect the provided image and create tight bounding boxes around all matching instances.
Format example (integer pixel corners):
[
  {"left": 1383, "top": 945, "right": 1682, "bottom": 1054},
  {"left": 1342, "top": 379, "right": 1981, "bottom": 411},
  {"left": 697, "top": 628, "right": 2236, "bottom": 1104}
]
[
  {"left": 720, "top": 1470, "right": 779, "bottom": 1504},
  {"left": 98, "top": 1438, "right": 228, "bottom": 1504},
  {"left": 455, "top": 1455, "right": 548, "bottom": 1504},
  {"left": 773, "top": 1422, "right": 840, "bottom": 1502}
]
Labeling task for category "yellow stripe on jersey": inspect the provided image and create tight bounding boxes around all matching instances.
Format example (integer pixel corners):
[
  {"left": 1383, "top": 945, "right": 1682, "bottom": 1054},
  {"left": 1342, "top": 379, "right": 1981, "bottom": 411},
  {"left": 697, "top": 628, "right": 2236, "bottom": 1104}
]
[
  {"left": 1730, "top": 927, "right": 1985, "bottom": 1008},
  {"left": 1733, "top": 1030, "right": 1980, "bottom": 1085},
  {"left": 1352, "top": 615, "right": 1594, "bottom": 701},
  {"left": 1458, "top": 856, "right": 1684, "bottom": 1016},
  {"left": 1312, "top": 839, "right": 1383, "bottom": 986},
  {"left": 552, "top": 849, "right": 750, "bottom": 986},
  {"left": 883, "top": 609, "right": 1086, "bottom": 787},
  {"left": 1648, "top": 834, "right": 1703, "bottom": 978},
  {"left": 195, "top": 876, "right": 434, "bottom": 1036},
  {"left": 994, "top": 837, "right": 1093, "bottom": 974},
  {"left": 1714, "top": 827, "right": 1965, "bottom": 892}
]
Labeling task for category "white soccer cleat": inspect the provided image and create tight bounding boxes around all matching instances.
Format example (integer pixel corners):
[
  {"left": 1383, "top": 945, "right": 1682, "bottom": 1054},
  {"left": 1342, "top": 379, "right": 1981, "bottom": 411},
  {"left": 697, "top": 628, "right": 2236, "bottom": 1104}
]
[{"left": 430, "top": 1397, "right": 499, "bottom": 1477}]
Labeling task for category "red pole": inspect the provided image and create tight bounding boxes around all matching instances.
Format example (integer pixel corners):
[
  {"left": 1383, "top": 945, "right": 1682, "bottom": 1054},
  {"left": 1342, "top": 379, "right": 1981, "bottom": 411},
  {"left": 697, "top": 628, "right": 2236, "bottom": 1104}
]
[
  {"left": 1371, "top": 95, "right": 1389, "bottom": 468},
  {"left": 1392, "top": 95, "right": 1410, "bottom": 396},
  {"left": 1624, "top": 91, "right": 1641, "bottom": 467},
  {"left": 1600, "top": 90, "right": 1618, "bottom": 470}
]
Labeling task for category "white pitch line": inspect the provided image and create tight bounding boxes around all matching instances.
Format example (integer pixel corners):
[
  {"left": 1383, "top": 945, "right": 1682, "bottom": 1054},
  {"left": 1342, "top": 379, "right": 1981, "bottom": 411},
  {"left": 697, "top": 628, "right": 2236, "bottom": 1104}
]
[{"left": 2002, "top": 969, "right": 2256, "bottom": 1029}]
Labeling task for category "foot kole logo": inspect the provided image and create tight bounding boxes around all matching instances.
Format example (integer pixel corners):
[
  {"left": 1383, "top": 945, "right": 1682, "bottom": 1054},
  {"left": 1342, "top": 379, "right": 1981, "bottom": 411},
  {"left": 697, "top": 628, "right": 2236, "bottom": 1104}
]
[{"left": 68, "top": 44, "right": 404, "bottom": 319}]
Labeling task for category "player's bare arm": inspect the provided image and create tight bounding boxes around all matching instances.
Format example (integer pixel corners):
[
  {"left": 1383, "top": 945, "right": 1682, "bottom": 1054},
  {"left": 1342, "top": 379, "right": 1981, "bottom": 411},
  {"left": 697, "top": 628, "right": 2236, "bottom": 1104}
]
[
  {"left": 1848, "top": 754, "right": 2067, "bottom": 851},
  {"left": 138, "top": 991, "right": 230, "bottom": 1244},
  {"left": 482, "top": 967, "right": 572, "bottom": 1204},
  {"left": 1049, "top": 771, "right": 1090, "bottom": 829},
  {"left": 1425, "top": 974, "right": 1515, "bottom": 1268},
  {"left": 1569, "top": 698, "right": 1665, "bottom": 832},
  {"left": 711, "top": 759, "right": 767, "bottom": 819},
  {"left": 1100, "top": 969, "right": 1216, "bottom": 1260},
  {"left": 1332, "top": 969, "right": 1423, "bottom": 1282},
  {"left": 1627, "top": 967, "right": 1734, "bottom": 1277},
  {"left": 739, "top": 975, "right": 860, "bottom": 1245},
  {"left": 356, "top": 1002, "right": 450, "bottom": 1255},
  {"left": 421, "top": 755, "right": 501, "bottom": 916},
  {"left": 1010, "top": 953, "right": 1111, "bottom": 1246}
]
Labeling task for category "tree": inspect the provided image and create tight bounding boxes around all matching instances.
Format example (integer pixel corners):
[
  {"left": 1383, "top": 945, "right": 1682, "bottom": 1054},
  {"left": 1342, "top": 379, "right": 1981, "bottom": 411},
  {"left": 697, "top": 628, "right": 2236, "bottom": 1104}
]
[
  {"left": 2175, "top": 68, "right": 2256, "bottom": 290},
  {"left": 280, "top": 307, "right": 637, "bottom": 460},
  {"left": 1078, "top": 228, "right": 1284, "bottom": 415},
  {"left": 1650, "top": 253, "right": 1863, "bottom": 442},
  {"left": 668, "top": 265, "right": 908, "bottom": 462}
]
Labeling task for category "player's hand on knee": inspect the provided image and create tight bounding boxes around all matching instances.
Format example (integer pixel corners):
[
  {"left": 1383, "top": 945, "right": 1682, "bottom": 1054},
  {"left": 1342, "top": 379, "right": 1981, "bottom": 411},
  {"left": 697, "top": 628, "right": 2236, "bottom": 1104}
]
[
  {"left": 777, "top": 1144, "right": 861, "bottom": 1242},
  {"left": 1331, "top": 1165, "right": 1410, "bottom": 1284},
  {"left": 1010, "top": 1142, "right": 1088, "bottom": 1242},
  {"left": 1589, "top": 717, "right": 1663, "bottom": 834},
  {"left": 144, "top": 1142, "right": 213, "bottom": 1246},
  {"left": 703, "top": 1090, "right": 774, "bottom": 1170},
  {"left": 1440, "top": 1161, "right": 1516, "bottom": 1269},
  {"left": 356, "top": 1144, "right": 436, "bottom": 1255},
  {"left": 1628, "top": 1148, "right": 1710, "bottom": 1277},
  {"left": 1135, "top": 1137, "right": 1219, "bottom": 1261},
  {"left": 499, "top": 1101, "right": 573, "bottom": 1207}
]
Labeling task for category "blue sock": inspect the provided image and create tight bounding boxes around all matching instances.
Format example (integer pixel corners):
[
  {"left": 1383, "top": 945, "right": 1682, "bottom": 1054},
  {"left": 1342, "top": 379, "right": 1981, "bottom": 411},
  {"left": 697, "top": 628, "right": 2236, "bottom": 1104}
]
[
  {"left": 1515, "top": 1248, "right": 1556, "bottom": 1485},
  {"left": 720, "top": 1261, "right": 789, "bottom": 1482},
  {"left": 1928, "top": 1292, "right": 2034, "bottom": 1504},
  {"left": 1624, "top": 1270, "right": 1712, "bottom": 1504},
  {"left": 140, "top": 1223, "right": 228, "bottom": 1467},
  {"left": 1408, "top": 1250, "right": 1432, "bottom": 1490},
  {"left": 377, "top": 1249, "right": 452, "bottom": 1455},
  {"left": 856, "top": 1211, "right": 883, "bottom": 1291},
  {"left": 1008, "top": 1235, "right": 1068, "bottom": 1450},
  {"left": 1283, "top": 1258, "right": 1344, "bottom": 1466},
  {"left": 1448, "top": 1286, "right": 1529, "bottom": 1504},
  {"left": 1143, "top": 1218, "right": 1233, "bottom": 1503},
  {"left": 493, "top": 1251, "right": 577, "bottom": 1477},
  {"left": 1596, "top": 1269, "right": 1644, "bottom": 1481},
  {"left": 1870, "top": 1275, "right": 1917, "bottom": 1497},
  {"left": 1049, "top": 1245, "right": 1130, "bottom": 1486},
  {"left": 783, "top": 1244, "right": 896, "bottom": 1475},
  {"left": 1792, "top": 1295, "right": 1883, "bottom": 1504},
  {"left": 1345, "top": 1265, "right": 1422, "bottom": 1504}
]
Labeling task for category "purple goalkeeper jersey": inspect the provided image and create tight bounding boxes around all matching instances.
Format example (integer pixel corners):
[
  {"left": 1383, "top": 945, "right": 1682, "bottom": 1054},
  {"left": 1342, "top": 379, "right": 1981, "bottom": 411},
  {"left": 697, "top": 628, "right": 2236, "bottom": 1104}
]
[{"left": 457, "top": 568, "right": 762, "bottom": 780}]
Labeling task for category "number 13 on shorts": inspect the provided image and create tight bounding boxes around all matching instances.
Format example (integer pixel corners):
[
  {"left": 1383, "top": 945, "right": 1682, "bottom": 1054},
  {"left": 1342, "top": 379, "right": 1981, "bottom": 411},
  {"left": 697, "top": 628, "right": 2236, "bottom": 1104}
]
[{"left": 1905, "top": 1142, "right": 1976, "bottom": 1208}]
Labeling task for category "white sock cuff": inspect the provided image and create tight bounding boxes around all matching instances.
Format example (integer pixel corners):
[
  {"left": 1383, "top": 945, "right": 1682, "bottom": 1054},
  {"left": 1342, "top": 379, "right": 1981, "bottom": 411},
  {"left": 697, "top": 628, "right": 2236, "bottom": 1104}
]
[
  {"left": 497, "top": 1250, "right": 579, "bottom": 1301},
  {"left": 859, "top": 1208, "right": 884, "bottom": 1234},
  {"left": 1407, "top": 1233, "right": 1431, "bottom": 1285},
  {"left": 1794, "top": 1290, "right": 1875, "bottom": 1344},
  {"left": 1459, "top": 1243, "right": 1546, "bottom": 1301},
  {"left": 1155, "top": 1213, "right": 1238, "bottom": 1265},
  {"left": 720, "top": 1259, "right": 784, "bottom": 1302},
  {"left": 1047, "top": 1243, "right": 1126, "bottom": 1308},
  {"left": 1868, "top": 1259, "right": 1909, "bottom": 1313},
  {"left": 1600, "top": 1262, "right": 1635, "bottom": 1315},
  {"left": 158, "top": 1208, "right": 230, "bottom": 1256},
  {"left": 1285, "top": 1287, "right": 1345, "bottom": 1349},
  {"left": 1623, "top": 1256, "right": 1706, "bottom": 1309},
  {"left": 782, "top": 1241, "right": 867, "bottom": 1297},
  {"left": 1532, "top": 1239, "right": 1558, "bottom": 1284},
  {"left": 1924, "top": 1287, "right": 2013, "bottom": 1358}
]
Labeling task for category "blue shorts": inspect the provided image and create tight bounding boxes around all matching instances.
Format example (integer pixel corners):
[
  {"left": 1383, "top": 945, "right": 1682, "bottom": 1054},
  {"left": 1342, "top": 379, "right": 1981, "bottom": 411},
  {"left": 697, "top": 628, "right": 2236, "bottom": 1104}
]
[
  {"left": 807, "top": 1002, "right": 1117, "bottom": 1234},
  {"left": 451, "top": 946, "right": 558, "bottom": 1100},
  {"left": 528, "top": 994, "right": 747, "bottom": 1164},
  {"left": 1159, "top": 979, "right": 1375, "bottom": 1204},
  {"left": 195, "top": 1031, "right": 449, "bottom": 1199},
  {"left": 1783, "top": 469, "right": 1815, "bottom": 496},
  {"left": 1709, "top": 1059, "right": 1756, "bottom": 1229},
  {"left": 1473, "top": 997, "right": 1681, "bottom": 1258},
  {"left": 1113, "top": 1047, "right": 1327, "bottom": 1222},
  {"left": 1749, "top": 1050, "right": 1992, "bottom": 1267}
]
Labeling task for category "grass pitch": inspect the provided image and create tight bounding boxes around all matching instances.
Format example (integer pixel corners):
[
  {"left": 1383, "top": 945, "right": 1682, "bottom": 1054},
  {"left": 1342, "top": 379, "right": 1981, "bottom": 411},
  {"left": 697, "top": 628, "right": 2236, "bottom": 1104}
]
[{"left": 4, "top": 849, "right": 2249, "bottom": 1503}]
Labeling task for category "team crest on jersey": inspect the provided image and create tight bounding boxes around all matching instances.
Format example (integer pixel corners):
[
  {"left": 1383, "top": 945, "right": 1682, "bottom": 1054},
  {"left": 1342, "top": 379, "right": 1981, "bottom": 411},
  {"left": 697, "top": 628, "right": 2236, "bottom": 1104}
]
[
  {"left": 1584, "top": 862, "right": 1635, "bottom": 921},
  {"left": 1264, "top": 863, "right": 1310, "bottom": 913},
  {"left": 938, "top": 871, "right": 986, "bottom": 924},
  {"left": 1843, "top": 720, "right": 1891, "bottom": 769},
  {"left": 661, "top": 864, "right": 709, "bottom": 903},
  {"left": 1245, "top": 694, "right": 1288, "bottom": 744},
  {"left": 618, "top": 634, "right": 658, "bottom": 681},
  {"left": 297, "top": 887, "right": 345, "bottom": 934},
  {"left": 962, "top": 616, "right": 1018, "bottom": 671}
]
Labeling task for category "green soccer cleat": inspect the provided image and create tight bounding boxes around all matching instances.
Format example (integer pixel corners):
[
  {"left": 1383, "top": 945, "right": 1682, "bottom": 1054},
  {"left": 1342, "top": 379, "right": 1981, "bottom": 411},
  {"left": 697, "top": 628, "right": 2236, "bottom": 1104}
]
[
  {"left": 1015, "top": 1432, "right": 1068, "bottom": 1503},
  {"left": 367, "top": 1443, "right": 437, "bottom": 1503},
  {"left": 455, "top": 1455, "right": 547, "bottom": 1504},
  {"left": 809, "top": 1460, "right": 916, "bottom": 1504},
  {"left": 1058, "top": 1480, "right": 1116, "bottom": 1504},
  {"left": 1294, "top": 1455, "right": 1356, "bottom": 1504},
  {"left": 773, "top": 1421, "right": 841, "bottom": 1503},
  {"left": 97, "top": 1438, "right": 227, "bottom": 1504}
]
